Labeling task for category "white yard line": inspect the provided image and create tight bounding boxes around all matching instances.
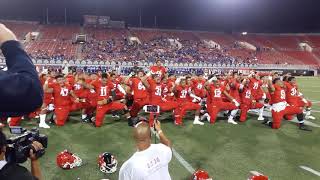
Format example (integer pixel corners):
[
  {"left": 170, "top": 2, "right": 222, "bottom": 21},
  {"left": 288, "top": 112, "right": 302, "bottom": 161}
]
[
  {"left": 302, "top": 90, "right": 320, "bottom": 93},
  {"left": 151, "top": 130, "right": 195, "bottom": 174},
  {"left": 172, "top": 148, "right": 195, "bottom": 174},
  {"left": 291, "top": 119, "right": 320, "bottom": 127},
  {"left": 310, "top": 100, "right": 320, "bottom": 104},
  {"left": 299, "top": 166, "right": 320, "bottom": 177}
]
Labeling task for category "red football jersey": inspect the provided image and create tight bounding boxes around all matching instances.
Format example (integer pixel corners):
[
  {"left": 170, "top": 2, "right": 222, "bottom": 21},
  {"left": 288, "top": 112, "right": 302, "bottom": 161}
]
[
  {"left": 162, "top": 81, "right": 173, "bottom": 95},
  {"left": 249, "top": 78, "right": 263, "bottom": 92},
  {"left": 219, "top": 80, "right": 226, "bottom": 86},
  {"left": 109, "top": 80, "right": 119, "bottom": 93},
  {"left": 73, "top": 83, "right": 88, "bottom": 99},
  {"left": 41, "top": 77, "right": 54, "bottom": 101},
  {"left": 285, "top": 82, "right": 299, "bottom": 102},
  {"left": 91, "top": 80, "right": 114, "bottom": 101},
  {"left": 240, "top": 87, "right": 253, "bottom": 104},
  {"left": 228, "top": 82, "right": 240, "bottom": 101},
  {"left": 130, "top": 78, "right": 147, "bottom": 99},
  {"left": 271, "top": 84, "right": 286, "bottom": 104},
  {"left": 147, "top": 78, "right": 163, "bottom": 103},
  {"left": 48, "top": 83, "right": 72, "bottom": 106},
  {"left": 192, "top": 79, "right": 206, "bottom": 98},
  {"left": 175, "top": 85, "right": 190, "bottom": 102},
  {"left": 208, "top": 85, "right": 226, "bottom": 102},
  {"left": 115, "top": 76, "right": 123, "bottom": 84}
]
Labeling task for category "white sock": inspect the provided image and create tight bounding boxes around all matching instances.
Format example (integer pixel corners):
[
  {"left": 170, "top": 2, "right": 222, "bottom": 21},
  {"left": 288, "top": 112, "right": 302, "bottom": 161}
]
[
  {"left": 39, "top": 114, "right": 46, "bottom": 124},
  {"left": 7, "top": 117, "right": 11, "bottom": 124},
  {"left": 194, "top": 115, "right": 200, "bottom": 121},
  {"left": 228, "top": 109, "right": 238, "bottom": 120},
  {"left": 306, "top": 109, "right": 311, "bottom": 116},
  {"left": 82, "top": 114, "right": 87, "bottom": 119},
  {"left": 259, "top": 107, "right": 264, "bottom": 117},
  {"left": 201, "top": 113, "right": 207, "bottom": 121}
]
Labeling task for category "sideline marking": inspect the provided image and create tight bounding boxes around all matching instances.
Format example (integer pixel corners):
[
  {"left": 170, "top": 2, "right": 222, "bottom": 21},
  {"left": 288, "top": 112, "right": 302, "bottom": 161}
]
[
  {"left": 151, "top": 130, "right": 195, "bottom": 174},
  {"left": 172, "top": 148, "right": 195, "bottom": 174},
  {"left": 300, "top": 166, "right": 320, "bottom": 177},
  {"left": 311, "top": 100, "right": 320, "bottom": 104},
  {"left": 312, "top": 110, "right": 320, "bottom": 113},
  {"left": 303, "top": 90, "right": 320, "bottom": 93}
]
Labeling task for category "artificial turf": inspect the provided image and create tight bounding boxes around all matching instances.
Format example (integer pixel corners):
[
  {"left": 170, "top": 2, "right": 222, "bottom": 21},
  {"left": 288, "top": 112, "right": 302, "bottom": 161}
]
[{"left": 2, "top": 77, "right": 320, "bottom": 180}]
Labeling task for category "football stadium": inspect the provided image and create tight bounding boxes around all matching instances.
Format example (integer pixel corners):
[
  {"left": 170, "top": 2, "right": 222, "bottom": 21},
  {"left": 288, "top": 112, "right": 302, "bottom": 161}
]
[{"left": 0, "top": 0, "right": 319, "bottom": 180}]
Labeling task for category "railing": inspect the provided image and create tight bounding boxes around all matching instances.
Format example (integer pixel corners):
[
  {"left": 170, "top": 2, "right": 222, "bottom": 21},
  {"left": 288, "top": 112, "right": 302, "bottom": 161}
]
[{"left": 0, "top": 57, "right": 316, "bottom": 70}]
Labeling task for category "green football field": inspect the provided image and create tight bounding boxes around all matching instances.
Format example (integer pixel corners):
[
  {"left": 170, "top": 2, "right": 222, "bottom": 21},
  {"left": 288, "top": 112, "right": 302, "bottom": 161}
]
[{"left": 3, "top": 77, "right": 320, "bottom": 180}]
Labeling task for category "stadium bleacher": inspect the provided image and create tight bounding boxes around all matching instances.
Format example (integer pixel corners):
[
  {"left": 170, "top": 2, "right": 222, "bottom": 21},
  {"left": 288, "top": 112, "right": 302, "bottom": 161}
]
[{"left": 1, "top": 21, "right": 320, "bottom": 67}]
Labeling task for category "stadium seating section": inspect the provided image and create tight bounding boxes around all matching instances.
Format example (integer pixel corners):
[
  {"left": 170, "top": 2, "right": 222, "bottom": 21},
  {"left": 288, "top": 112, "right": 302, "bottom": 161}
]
[{"left": 2, "top": 21, "right": 320, "bottom": 66}]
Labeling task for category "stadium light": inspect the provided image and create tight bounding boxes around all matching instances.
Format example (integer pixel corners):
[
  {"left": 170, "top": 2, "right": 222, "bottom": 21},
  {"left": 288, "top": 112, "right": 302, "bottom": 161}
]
[{"left": 242, "top": 32, "right": 247, "bottom": 35}]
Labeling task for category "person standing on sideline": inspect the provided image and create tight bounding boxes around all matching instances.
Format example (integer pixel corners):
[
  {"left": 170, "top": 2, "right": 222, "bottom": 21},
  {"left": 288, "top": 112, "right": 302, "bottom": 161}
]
[{"left": 119, "top": 120, "right": 172, "bottom": 180}]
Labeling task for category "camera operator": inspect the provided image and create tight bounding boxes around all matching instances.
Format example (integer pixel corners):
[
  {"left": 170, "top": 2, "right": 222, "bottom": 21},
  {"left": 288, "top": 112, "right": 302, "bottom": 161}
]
[
  {"left": 0, "top": 24, "right": 43, "bottom": 117},
  {"left": 119, "top": 120, "right": 172, "bottom": 180},
  {"left": 0, "top": 130, "right": 43, "bottom": 180}
]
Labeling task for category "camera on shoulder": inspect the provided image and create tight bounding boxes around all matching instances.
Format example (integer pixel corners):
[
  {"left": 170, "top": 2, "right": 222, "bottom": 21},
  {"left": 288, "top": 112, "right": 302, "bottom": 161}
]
[{"left": 5, "top": 127, "right": 48, "bottom": 164}]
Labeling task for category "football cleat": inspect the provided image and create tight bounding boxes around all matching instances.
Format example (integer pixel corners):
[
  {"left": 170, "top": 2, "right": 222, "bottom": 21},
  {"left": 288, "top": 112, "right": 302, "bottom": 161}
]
[
  {"left": 262, "top": 119, "right": 273, "bottom": 128},
  {"left": 112, "top": 115, "right": 120, "bottom": 119},
  {"left": 82, "top": 114, "right": 93, "bottom": 123},
  {"left": 127, "top": 117, "right": 140, "bottom": 127},
  {"left": 91, "top": 116, "right": 96, "bottom": 123},
  {"left": 257, "top": 116, "right": 265, "bottom": 121},
  {"left": 298, "top": 124, "right": 312, "bottom": 131},
  {"left": 193, "top": 120, "right": 204, "bottom": 125},
  {"left": 201, "top": 113, "right": 211, "bottom": 123},
  {"left": 98, "top": 152, "right": 118, "bottom": 174},
  {"left": 56, "top": 150, "right": 82, "bottom": 169},
  {"left": 305, "top": 115, "right": 316, "bottom": 120},
  {"left": 39, "top": 123, "right": 50, "bottom": 129},
  {"left": 49, "top": 114, "right": 56, "bottom": 125},
  {"left": 227, "top": 119, "right": 238, "bottom": 125}
]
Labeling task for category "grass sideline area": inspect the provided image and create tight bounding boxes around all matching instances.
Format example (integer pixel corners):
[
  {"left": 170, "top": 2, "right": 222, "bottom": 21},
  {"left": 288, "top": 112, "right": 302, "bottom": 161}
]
[{"left": 2, "top": 77, "right": 320, "bottom": 180}]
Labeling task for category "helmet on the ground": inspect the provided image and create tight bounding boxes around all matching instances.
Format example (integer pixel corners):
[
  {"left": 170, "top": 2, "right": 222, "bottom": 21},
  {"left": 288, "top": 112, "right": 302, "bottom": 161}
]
[
  {"left": 56, "top": 150, "right": 82, "bottom": 169},
  {"left": 248, "top": 171, "right": 268, "bottom": 180},
  {"left": 98, "top": 152, "right": 118, "bottom": 174},
  {"left": 192, "top": 170, "right": 212, "bottom": 180},
  {"left": 249, "top": 175, "right": 268, "bottom": 180}
]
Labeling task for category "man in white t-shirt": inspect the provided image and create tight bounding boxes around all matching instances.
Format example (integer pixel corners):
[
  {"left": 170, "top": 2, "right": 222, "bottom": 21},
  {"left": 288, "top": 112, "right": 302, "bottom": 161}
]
[{"left": 119, "top": 120, "right": 172, "bottom": 180}]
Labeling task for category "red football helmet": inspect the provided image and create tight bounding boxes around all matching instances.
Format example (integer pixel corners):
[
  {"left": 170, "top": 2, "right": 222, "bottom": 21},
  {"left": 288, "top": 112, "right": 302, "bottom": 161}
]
[
  {"left": 249, "top": 175, "right": 268, "bottom": 180},
  {"left": 56, "top": 150, "right": 82, "bottom": 169},
  {"left": 192, "top": 170, "right": 212, "bottom": 180},
  {"left": 248, "top": 171, "right": 268, "bottom": 180}
]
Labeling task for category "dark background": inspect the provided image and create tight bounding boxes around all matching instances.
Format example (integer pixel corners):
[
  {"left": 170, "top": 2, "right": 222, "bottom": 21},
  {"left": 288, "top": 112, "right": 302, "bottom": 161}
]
[{"left": 0, "top": 0, "right": 319, "bottom": 33}]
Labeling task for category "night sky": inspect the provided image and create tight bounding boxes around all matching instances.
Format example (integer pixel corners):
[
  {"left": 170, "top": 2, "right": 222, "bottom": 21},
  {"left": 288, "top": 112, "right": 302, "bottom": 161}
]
[{"left": 0, "top": 0, "right": 319, "bottom": 33}]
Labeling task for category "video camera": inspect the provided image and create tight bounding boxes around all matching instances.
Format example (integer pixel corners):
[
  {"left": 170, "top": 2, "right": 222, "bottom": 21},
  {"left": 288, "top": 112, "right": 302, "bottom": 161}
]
[{"left": 5, "top": 127, "right": 48, "bottom": 164}]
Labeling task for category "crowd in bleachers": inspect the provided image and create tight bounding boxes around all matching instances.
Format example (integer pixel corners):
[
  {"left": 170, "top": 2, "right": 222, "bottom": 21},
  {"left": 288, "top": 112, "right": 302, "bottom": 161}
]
[{"left": 1, "top": 21, "right": 320, "bottom": 67}]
